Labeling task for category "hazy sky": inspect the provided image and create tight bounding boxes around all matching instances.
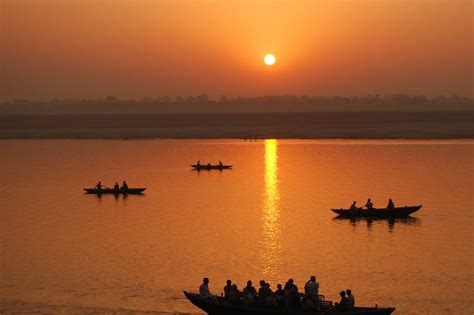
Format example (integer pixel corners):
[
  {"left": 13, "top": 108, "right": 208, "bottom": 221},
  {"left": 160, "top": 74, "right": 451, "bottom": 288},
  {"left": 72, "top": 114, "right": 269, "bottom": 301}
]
[{"left": 1, "top": 0, "right": 473, "bottom": 101}]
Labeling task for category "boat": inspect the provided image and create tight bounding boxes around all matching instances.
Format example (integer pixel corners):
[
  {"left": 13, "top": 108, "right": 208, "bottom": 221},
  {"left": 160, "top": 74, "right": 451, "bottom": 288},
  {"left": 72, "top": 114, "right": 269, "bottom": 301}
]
[
  {"left": 191, "top": 164, "right": 233, "bottom": 170},
  {"left": 83, "top": 188, "right": 146, "bottom": 195},
  {"left": 183, "top": 291, "right": 395, "bottom": 315},
  {"left": 331, "top": 205, "right": 422, "bottom": 218}
]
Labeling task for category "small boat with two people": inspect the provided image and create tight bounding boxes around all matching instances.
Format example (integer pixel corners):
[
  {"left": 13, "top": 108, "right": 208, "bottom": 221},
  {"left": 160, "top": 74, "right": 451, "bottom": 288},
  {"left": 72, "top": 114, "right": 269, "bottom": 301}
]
[
  {"left": 192, "top": 160, "right": 233, "bottom": 171},
  {"left": 184, "top": 277, "right": 395, "bottom": 315},
  {"left": 332, "top": 198, "right": 422, "bottom": 218},
  {"left": 83, "top": 181, "right": 146, "bottom": 195}
]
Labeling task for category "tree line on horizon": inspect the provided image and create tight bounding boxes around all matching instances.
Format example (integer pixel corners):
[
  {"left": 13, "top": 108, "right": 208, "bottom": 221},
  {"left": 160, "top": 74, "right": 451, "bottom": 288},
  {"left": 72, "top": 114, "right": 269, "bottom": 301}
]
[{"left": 0, "top": 94, "right": 472, "bottom": 114}]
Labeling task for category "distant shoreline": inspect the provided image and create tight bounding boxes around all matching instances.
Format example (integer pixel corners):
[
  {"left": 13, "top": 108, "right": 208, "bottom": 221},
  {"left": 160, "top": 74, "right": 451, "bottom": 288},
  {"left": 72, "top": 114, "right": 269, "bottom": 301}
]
[{"left": 1, "top": 111, "right": 472, "bottom": 140}]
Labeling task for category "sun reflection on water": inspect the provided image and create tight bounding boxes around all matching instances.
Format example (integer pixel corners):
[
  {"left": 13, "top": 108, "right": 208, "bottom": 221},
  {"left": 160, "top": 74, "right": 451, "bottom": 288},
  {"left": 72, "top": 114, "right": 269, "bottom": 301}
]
[{"left": 260, "top": 139, "right": 282, "bottom": 277}]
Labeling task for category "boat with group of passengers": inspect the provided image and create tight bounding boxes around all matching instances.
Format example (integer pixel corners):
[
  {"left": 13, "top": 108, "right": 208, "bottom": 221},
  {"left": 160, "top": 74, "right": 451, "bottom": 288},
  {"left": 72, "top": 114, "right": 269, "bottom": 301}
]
[
  {"left": 192, "top": 161, "right": 233, "bottom": 170},
  {"left": 183, "top": 291, "right": 395, "bottom": 315},
  {"left": 331, "top": 205, "right": 422, "bottom": 218},
  {"left": 83, "top": 181, "right": 146, "bottom": 195}
]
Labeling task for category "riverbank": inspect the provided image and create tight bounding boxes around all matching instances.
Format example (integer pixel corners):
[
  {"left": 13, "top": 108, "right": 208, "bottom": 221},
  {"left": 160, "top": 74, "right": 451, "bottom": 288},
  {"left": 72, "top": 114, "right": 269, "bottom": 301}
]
[{"left": 1, "top": 111, "right": 472, "bottom": 139}]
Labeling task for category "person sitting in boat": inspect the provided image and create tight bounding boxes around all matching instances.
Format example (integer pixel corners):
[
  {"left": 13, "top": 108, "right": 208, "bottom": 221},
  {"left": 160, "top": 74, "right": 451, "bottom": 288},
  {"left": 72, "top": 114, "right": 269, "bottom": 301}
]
[
  {"left": 219, "top": 160, "right": 223, "bottom": 167},
  {"left": 199, "top": 277, "right": 215, "bottom": 300},
  {"left": 223, "top": 279, "right": 232, "bottom": 300},
  {"left": 387, "top": 198, "right": 395, "bottom": 210},
  {"left": 284, "top": 279, "right": 301, "bottom": 309},
  {"left": 207, "top": 162, "right": 211, "bottom": 168},
  {"left": 346, "top": 289, "right": 355, "bottom": 308},
  {"left": 274, "top": 284, "right": 285, "bottom": 308},
  {"left": 365, "top": 198, "right": 374, "bottom": 210},
  {"left": 197, "top": 160, "right": 201, "bottom": 166},
  {"left": 304, "top": 276, "right": 320, "bottom": 311},
  {"left": 350, "top": 201, "right": 358, "bottom": 211},
  {"left": 95, "top": 181, "right": 102, "bottom": 190},
  {"left": 336, "top": 290, "right": 351, "bottom": 311},
  {"left": 113, "top": 182, "right": 119, "bottom": 190},
  {"left": 257, "top": 280, "right": 273, "bottom": 305},
  {"left": 229, "top": 284, "right": 242, "bottom": 305},
  {"left": 121, "top": 181, "right": 129, "bottom": 190},
  {"left": 242, "top": 280, "right": 257, "bottom": 305}
]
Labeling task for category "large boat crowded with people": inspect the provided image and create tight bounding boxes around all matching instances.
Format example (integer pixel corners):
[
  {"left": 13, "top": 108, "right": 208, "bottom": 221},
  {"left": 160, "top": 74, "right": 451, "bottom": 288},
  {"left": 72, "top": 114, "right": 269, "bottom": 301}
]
[{"left": 184, "top": 277, "right": 395, "bottom": 314}]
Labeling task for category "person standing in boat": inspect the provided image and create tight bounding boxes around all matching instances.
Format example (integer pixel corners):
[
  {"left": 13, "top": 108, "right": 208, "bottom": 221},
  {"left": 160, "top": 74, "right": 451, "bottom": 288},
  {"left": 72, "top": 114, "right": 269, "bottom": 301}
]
[
  {"left": 350, "top": 201, "right": 358, "bottom": 211},
  {"left": 365, "top": 198, "right": 374, "bottom": 210},
  {"left": 387, "top": 198, "right": 395, "bottom": 210},
  {"left": 121, "top": 181, "right": 129, "bottom": 190},
  {"left": 223, "top": 279, "right": 232, "bottom": 300},
  {"left": 95, "top": 181, "right": 102, "bottom": 190},
  {"left": 304, "top": 276, "right": 320, "bottom": 311}
]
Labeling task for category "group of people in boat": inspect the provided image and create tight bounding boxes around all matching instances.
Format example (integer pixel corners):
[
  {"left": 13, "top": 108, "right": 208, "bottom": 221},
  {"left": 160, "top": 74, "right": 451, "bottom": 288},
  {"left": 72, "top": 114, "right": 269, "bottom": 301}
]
[
  {"left": 349, "top": 198, "right": 396, "bottom": 211},
  {"left": 196, "top": 160, "right": 224, "bottom": 167},
  {"left": 94, "top": 181, "right": 129, "bottom": 190},
  {"left": 199, "top": 277, "right": 356, "bottom": 311}
]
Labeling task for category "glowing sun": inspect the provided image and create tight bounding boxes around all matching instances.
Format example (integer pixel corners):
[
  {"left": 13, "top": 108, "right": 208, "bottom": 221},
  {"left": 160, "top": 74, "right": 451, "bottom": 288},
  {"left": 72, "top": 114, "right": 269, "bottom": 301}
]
[{"left": 264, "top": 54, "right": 276, "bottom": 66}]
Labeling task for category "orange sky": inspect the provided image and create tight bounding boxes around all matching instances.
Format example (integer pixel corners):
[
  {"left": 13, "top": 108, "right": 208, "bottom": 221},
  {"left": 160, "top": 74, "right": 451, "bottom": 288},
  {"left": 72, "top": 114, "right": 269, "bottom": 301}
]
[{"left": 1, "top": 0, "right": 473, "bottom": 100}]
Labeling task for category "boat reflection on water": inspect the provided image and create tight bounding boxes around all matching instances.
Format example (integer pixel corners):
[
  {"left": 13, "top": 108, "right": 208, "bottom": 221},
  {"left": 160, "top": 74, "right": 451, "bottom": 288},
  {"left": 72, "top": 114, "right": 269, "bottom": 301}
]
[
  {"left": 260, "top": 139, "right": 282, "bottom": 277},
  {"left": 333, "top": 216, "right": 421, "bottom": 231}
]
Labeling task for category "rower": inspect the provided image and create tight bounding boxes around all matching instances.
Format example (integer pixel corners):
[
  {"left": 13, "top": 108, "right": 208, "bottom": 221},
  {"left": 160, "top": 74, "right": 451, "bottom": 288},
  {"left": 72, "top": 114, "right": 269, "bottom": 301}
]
[
  {"left": 387, "top": 198, "right": 395, "bottom": 210},
  {"left": 121, "top": 181, "right": 129, "bottom": 190},
  {"left": 365, "top": 198, "right": 374, "bottom": 210},
  {"left": 350, "top": 201, "right": 358, "bottom": 211},
  {"left": 95, "top": 181, "right": 102, "bottom": 190}
]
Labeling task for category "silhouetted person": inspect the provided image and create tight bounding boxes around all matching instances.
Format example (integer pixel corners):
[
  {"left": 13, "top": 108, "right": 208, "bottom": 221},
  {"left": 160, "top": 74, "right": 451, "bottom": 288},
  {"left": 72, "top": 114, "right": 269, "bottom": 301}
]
[
  {"left": 229, "top": 284, "right": 242, "bottom": 305},
  {"left": 337, "top": 291, "right": 351, "bottom": 311},
  {"left": 365, "top": 198, "right": 374, "bottom": 210},
  {"left": 350, "top": 201, "right": 358, "bottom": 211},
  {"left": 346, "top": 289, "right": 355, "bottom": 308},
  {"left": 242, "top": 280, "right": 257, "bottom": 305},
  {"left": 197, "top": 160, "right": 201, "bottom": 166},
  {"left": 284, "top": 279, "right": 300, "bottom": 309},
  {"left": 224, "top": 280, "right": 232, "bottom": 300},
  {"left": 199, "top": 277, "right": 214, "bottom": 299},
  {"left": 257, "top": 280, "right": 272, "bottom": 305},
  {"left": 274, "top": 284, "right": 285, "bottom": 308},
  {"left": 121, "top": 181, "right": 129, "bottom": 190},
  {"left": 114, "top": 182, "right": 119, "bottom": 190},
  {"left": 387, "top": 198, "right": 395, "bottom": 210},
  {"left": 219, "top": 160, "right": 223, "bottom": 167},
  {"left": 95, "top": 181, "right": 102, "bottom": 189},
  {"left": 207, "top": 162, "right": 211, "bottom": 168},
  {"left": 304, "top": 276, "right": 320, "bottom": 311}
]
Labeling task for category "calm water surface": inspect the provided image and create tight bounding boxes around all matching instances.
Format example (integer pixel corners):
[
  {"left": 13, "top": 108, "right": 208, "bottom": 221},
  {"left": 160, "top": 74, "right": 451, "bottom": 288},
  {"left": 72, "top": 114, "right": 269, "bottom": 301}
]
[{"left": 0, "top": 139, "right": 473, "bottom": 314}]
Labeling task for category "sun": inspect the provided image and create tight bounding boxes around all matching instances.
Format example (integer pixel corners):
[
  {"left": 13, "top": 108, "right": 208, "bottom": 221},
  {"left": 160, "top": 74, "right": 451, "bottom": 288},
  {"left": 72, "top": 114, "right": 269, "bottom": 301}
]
[{"left": 264, "top": 54, "right": 276, "bottom": 66}]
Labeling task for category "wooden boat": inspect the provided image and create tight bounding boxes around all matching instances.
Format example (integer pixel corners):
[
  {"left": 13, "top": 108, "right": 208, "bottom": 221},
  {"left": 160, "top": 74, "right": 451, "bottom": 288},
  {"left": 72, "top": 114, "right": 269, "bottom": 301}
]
[
  {"left": 83, "top": 188, "right": 146, "bottom": 195},
  {"left": 191, "top": 164, "right": 233, "bottom": 170},
  {"left": 331, "top": 205, "right": 422, "bottom": 218},
  {"left": 183, "top": 291, "right": 395, "bottom": 315}
]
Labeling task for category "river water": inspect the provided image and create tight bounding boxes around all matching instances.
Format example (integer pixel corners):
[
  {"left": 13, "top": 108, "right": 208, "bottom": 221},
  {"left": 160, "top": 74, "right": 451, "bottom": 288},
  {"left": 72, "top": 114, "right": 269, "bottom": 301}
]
[{"left": 0, "top": 139, "right": 472, "bottom": 314}]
